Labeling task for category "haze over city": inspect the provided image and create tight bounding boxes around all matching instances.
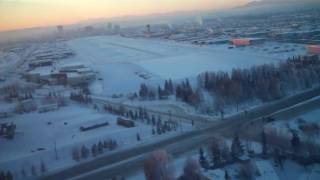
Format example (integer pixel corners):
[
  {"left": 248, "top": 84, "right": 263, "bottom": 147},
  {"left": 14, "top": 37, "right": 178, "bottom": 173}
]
[{"left": 0, "top": 0, "right": 252, "bottom": 31}]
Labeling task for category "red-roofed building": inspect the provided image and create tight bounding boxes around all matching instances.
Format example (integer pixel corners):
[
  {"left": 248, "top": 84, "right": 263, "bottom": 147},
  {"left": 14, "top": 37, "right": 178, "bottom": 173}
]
[
  {"left": 308, "top": 45, "right": 320, "bottom": 54},
  {"left": 230, "top": 38, "right": 265, "bottom": 46},
  {"left": 231, "top": 39, "right": 251, "bottom": 46}
]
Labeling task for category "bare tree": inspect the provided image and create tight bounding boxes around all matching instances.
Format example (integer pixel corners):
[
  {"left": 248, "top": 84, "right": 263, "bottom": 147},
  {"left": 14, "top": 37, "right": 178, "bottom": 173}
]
[{"left": 144, "top": 150, "right": 175, "bottom": 180}]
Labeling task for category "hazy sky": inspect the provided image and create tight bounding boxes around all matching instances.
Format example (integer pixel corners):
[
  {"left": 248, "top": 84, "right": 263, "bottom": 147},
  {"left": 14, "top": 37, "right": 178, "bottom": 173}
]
[{"left": 0, "top": 0, "right": 250, "bottom": 31}]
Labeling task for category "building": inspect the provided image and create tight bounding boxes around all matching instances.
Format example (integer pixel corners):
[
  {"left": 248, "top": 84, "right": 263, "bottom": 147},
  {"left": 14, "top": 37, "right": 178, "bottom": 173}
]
[
  {"left": 29, "top": 59, "right": 53, "bottom": 68},
  {"left": 38, "top": 103, "right": 58, "bottom": 113},
  {"left": 24, "top": 63, "right": 95, "bottom": 86},
  {"left": 0, "top": 103, "right": 15, "bottom": 119},
  {"left": 66, "top": 72, "right": 96, "bottom": 86},
  {"left": 231, "top": 38, "right": 265, "bottom": 46},
  {"left": 308, "top": 45, "right": 320, "bottom": 54}
]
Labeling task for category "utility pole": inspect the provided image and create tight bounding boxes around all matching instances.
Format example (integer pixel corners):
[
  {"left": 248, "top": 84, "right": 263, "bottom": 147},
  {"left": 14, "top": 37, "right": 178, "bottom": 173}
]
[{"left": 54, "top": 141, "right": 58, "bottom": 160}]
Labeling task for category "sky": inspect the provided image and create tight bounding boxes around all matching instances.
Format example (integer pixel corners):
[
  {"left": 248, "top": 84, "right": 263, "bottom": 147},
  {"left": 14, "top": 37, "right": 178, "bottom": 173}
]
[{"left": 0, "top": 0, "right": 250, "bottom": 31}]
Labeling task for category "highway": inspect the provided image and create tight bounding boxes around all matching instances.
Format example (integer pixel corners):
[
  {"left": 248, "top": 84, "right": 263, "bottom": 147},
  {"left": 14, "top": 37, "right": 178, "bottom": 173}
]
[{"left": 41, "top": 86, "right": 320, "bottom": 180}]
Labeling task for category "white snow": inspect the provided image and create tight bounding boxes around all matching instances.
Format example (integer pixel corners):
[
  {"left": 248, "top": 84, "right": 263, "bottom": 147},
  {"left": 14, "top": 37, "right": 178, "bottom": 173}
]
[
  {"left": 66, "top": 36, "right": 291, "bottom": 96},
  {"left": 0, "top": 104, "right": 193, "bottom": 178}
]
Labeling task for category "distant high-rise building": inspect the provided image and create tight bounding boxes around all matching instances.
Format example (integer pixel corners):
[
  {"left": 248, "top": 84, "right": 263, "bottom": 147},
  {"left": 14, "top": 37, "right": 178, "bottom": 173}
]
[
  {"left": 57, "top": 25, "right": 64, "bottom": 33},
  {"left": 107, "top": 22, "right": 113, "bottom": 30},
  {"left": 114, "top": 25, "right": 120, "bottom": 34},
  {"left": 146, "top": 24, "right": 151, "bottom": 34}
]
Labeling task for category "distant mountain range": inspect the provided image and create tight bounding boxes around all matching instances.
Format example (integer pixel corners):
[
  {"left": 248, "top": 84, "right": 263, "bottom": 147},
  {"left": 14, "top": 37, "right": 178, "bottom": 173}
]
[
  {"left": 243, "top": 0, "right": 320, "bottom": 8},
  {"left": 211, "top": 0, "right": 320, "bottom": 17}
]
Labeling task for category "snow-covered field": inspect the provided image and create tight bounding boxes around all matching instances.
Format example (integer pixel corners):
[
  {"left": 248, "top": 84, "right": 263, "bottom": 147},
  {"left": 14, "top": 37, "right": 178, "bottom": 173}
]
[
  {"left": 265, "top": 107, "right": 320, "bottom": 141},
  {"left": 66, "top": 36, "right": 298, "bottom": 96},
  {"left": 0, "top": 104, "right": 193, "bottom": 177}
]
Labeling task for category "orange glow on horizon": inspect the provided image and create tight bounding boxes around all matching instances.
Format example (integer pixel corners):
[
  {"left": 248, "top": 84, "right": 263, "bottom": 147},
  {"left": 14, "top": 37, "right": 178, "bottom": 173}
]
[{"left": 0, "top": 0, "right": 249, "bottom": 32}]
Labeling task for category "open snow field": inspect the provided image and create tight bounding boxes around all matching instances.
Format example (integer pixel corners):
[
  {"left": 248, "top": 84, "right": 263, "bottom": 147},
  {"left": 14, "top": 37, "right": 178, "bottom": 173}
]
[
  {"left": 66, "top": 36, "right": 293, "bottom": 96},
  {"left": 0, "top": 104, "right": 193, "bottom": 176}
]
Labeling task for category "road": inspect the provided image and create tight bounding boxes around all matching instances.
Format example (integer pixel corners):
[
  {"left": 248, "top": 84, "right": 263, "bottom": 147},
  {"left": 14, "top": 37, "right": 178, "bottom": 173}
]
[{"left": 41, "top": 86, "right": 320, "bottom": 180}]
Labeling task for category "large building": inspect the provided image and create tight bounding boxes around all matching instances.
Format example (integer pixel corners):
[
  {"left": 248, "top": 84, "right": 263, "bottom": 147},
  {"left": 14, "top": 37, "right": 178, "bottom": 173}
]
[
  {"left": 308, "top": 45, "right": 320, "bottom": 54},
  {"left": 24, "top": 63, "right": 96, "bottom": 86},
  {"left": 231, "top": 38, "right": 265, "bottom": 46}
]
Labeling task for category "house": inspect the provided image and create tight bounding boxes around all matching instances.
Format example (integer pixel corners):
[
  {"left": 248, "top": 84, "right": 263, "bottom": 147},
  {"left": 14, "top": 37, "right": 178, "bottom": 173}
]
[
  {"left": 29, "top": 59, "right": 53, "bottom": 68},
  {"left": 16, "top": 99, "right": 37, "bottom": 113},
  {"left": 0, "top": 103, "right": 15, "bottom": 119},
  {"left": 38, "top": 103, "right": 58, "bottom": 113},
  {"left": 66, "top": 72, "right": 96, "bottom": 86}
]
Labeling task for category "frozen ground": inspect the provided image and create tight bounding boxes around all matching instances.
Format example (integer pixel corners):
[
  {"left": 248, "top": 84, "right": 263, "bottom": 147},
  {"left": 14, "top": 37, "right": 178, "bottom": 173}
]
[
  {"left": 66, "top": 36, "right": 296, "bottom": 96},
  {"left": 127, "top": 140, "right": 319, "bottom": 180},
  {"left": 0, "top": 104, "right": 193, "bottom": 177},
  {"left": 265, "top": 107, "right": 320, "bottom": 141}
]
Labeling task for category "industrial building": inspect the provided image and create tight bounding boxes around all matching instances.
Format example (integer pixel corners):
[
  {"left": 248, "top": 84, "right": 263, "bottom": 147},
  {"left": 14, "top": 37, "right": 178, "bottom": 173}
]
[
  {"left": 24, "top": 63, "right": 96, "bottom": 86},
  {"left": 308, "top": 45, "right": 320, "bottom": 54},
  {"left": 230, "top": 38, "right": 265, "bottom": 46}
]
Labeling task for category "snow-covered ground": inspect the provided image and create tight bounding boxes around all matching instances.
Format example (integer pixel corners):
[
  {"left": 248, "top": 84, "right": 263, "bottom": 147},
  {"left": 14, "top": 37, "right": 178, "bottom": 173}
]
[
  {"left": 66, "top": 36, "right": 301, "bottom": 96},
  {"left": 127, "top": 139, "right": 319, "bottom": 180},
  {"left": 0, "top": 104, "right": 193, "bottom": 177},
  {"left": 265, "top": 107, "right": 320, "bottom": 141}
]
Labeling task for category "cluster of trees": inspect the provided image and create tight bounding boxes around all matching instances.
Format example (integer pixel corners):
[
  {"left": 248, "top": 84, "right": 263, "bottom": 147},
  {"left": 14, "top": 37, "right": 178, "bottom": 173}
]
[
  {"left": 144, "top": 150, "right": 175, "bottom": 180},
  {"left": 199, "top": 135, "right": 245, "bottom": 169},
  {"left": 138, "top": 84, "right": 156, "bottom": 100},
  {"left": 11, "top": 160, "right": 47, "bottom": 179},
  {"left": 262, "top": 127, "right": 320, "bottom": 165},
  {"left": 72, "top": 139, "right": 118, "bottom": 161},
  {"left": 178, "top": 158, "right": 210, "bottom": 180},
  {"left": 1, "top": 83, "right": 35, "bottom": 102},
  {"left": 175, "top": 79, "right": 200, "bottom": 106},
  {"left": 104, "top": 104, "right": 187, "bottom": 135},
  {"left": 139, "top": 80, "right": 174, "bottom": 100},
  {"left": 143, "top": 150, "right": 210, "bottom": 180},
  {"left": 198, "top": 55, "right": 320, "bottom": 112},
  {"left": 0, "top": 171, "right": 13, "bottom": 180},
  {"left": 153, "top": 119, "right": 178, "bottom": 136},
  {"left": 138, "top": 79, "right": 200, "bottom": 106},
  {"left": 70, "top": 92, "right": 92, "bottom": 104}
]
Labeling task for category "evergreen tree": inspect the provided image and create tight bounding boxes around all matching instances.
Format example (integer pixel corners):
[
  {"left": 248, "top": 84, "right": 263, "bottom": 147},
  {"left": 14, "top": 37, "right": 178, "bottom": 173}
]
[
  {"left": 231, "top": 135, "right": 244, "bottom": 159},
  {"left": 262, "top": 130, "right": 268, "bottom": 156},
  {"left": 40, "top": 160, "right": 47, "bottom": 173},
  {"left": 225, "top": 170, "right": 231, "bottom": 180},
  {"left": 31, "top": 165, "right": 37, "bottom": 176},
  {"left": 72, "top": 147, "right": 81, "bottom": 161},
  {"left": 91, "top": 144, "right": 98, "bottom": 157},
  {"left": 137, "top": 133, "right": 141, "bottom": 141},
  {"left": 81, "top": 145, "right": 89, "bottom": 159},
  {"left": 6, "top": 171, "right": 13, "bottom": 180},
  {"left": 98, "top": 141, "right": 104, "bottom": 154},
  {"left": 0, "top": 172, "right": 4, "bottom": 180},
  {"left": 199, "top": 147, "right": 209, "bottom": 169},
  {"left": 291, "top": 132, "right": 300, "bottom": 154}
]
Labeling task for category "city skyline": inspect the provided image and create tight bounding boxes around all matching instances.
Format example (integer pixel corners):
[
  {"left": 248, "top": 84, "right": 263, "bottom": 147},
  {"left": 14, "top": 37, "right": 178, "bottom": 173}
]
[{"left": 0, "top": 0, "right": 250, "bottom": 31}]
